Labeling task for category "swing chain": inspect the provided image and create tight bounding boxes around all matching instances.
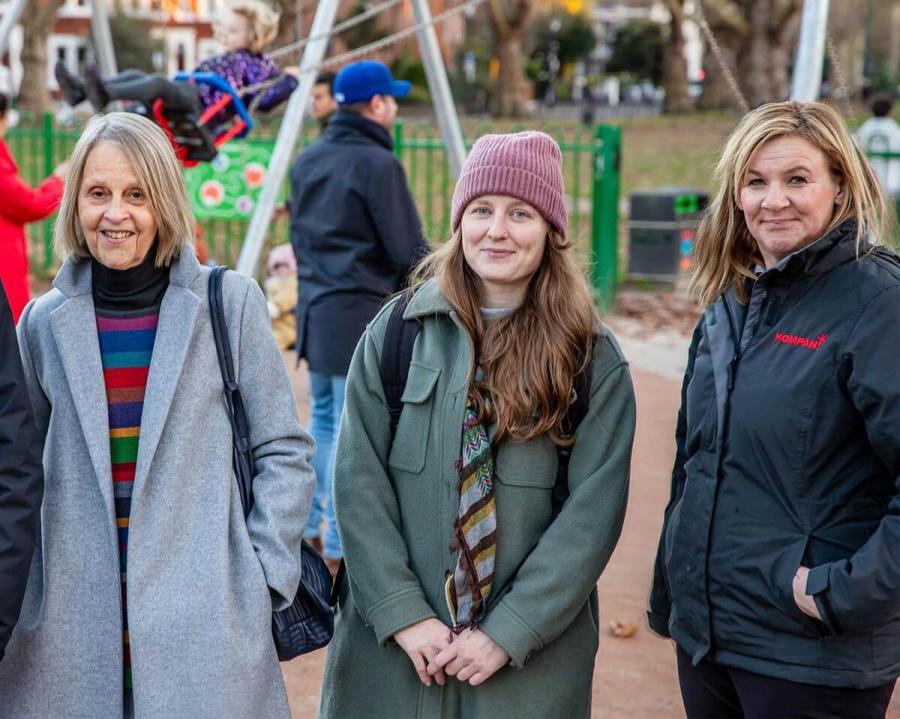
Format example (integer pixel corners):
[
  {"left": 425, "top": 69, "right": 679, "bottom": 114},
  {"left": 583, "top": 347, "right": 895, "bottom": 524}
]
[
  {"left": 242, "top": 0, "right": 487, "bottom": 105},
  {"left": 692, "top": 0, "right": 750, "bottom": 114}
]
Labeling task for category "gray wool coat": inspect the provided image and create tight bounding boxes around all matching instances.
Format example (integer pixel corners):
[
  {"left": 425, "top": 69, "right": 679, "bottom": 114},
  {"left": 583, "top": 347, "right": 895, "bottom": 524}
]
[{"left": 0, "top": 249, "right": 315, "bottom": 718}]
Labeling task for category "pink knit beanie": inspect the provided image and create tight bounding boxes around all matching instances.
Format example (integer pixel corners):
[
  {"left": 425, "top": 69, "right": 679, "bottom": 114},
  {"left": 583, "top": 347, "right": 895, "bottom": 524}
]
[{"left": 451, "top": 131, "right": 567, "bottom": 238}]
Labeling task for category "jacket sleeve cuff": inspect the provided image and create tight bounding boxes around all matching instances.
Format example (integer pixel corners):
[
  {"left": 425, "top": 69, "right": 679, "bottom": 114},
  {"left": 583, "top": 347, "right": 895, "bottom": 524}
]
[
  {"left": 646, "top": 610, "right": 671, "bottom": 638},
  {"left": 366, "top": 587, "right": 437, "bottom": 646},
  {"left": 805, "top": 563, "right": 842, "bottom": 634},
  {"left": 479, "top": 601, "right": 542, "bottom": 669}
]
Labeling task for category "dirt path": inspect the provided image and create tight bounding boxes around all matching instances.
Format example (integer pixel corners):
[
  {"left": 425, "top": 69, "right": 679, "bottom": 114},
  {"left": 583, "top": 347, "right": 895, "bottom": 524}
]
[{"left": 279, "top": 357, "right": 899, "bottom": 718}]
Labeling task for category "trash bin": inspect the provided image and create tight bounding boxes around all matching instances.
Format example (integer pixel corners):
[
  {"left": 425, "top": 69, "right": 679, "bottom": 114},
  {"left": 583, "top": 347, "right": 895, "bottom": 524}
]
[{"left": 627, "top": 188, "right": 708, "bottom": 281}]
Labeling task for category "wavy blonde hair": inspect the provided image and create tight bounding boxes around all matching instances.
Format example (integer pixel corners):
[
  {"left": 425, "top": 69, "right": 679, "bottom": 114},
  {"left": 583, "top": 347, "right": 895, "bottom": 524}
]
[
  {"left": 55, "top": 112, "right": 194, "bottom": 268},
  {"left": 691, "top": 100, "right": 892, "bottom": 306},
  {"left": 412, "top": 227, "right": 599, "bottom": 446},
  {"left": 227, "top": 0, "right": 280, "bottom": 53}
]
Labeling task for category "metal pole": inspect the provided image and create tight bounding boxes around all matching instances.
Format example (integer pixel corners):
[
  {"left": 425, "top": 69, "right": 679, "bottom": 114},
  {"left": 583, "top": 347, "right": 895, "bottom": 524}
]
[
  {"left": 410, "top": 0, "right": 466, "bottom": 178},
  {"left": 0, "top": 0, "right": 28, "bottom": 57},
  {"left": 790, "top": 0, "right": 830, "bottom": 101},
  {"left": 91, "top": 0, "right": 119, "bottom": 77},
  {"left": 590, "top": 124, "right": 621, "bottom": 310},
  {"left": 236, "top": 0, "right": 340, "bottom": 277}
]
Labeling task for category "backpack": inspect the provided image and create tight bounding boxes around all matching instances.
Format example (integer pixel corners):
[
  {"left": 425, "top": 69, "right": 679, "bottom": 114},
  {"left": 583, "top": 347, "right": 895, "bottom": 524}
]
[{"left": 379, "top": 291, "right": 593, "bottom": 516}]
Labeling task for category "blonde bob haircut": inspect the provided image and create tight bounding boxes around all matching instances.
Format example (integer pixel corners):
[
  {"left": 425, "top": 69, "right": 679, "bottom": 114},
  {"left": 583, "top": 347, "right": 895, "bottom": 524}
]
[
  {"left": 227, "top": 0, "right": 280, "bottom": 53},
  {"left": 54, "top": 112, "right": 194, "bottom": 268},
  {"left": 691, "top": 100, "right": 891, "bottom": 306}
]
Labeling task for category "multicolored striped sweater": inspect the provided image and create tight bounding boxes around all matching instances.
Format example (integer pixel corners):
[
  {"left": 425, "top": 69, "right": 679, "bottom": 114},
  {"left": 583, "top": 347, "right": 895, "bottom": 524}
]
[{"left": 96, "top": 307, "right": 159, "bottom": 713}]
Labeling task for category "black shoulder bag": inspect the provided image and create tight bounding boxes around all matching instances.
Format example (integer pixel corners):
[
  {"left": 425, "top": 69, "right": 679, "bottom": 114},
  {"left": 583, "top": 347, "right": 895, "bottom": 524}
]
[{"left": 208, "top": 266, "right": 334, "bottom": 661}]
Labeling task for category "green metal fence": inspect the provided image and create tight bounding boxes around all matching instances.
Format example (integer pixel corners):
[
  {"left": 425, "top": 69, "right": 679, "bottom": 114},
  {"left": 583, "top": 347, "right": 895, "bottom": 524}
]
[{"left": 9, "top": 113, "right": 621, "bottom": 306}]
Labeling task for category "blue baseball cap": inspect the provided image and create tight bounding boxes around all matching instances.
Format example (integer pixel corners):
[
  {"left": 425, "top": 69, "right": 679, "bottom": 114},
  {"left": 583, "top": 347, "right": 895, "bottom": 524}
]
[{"left": 333, "top": 61, "right": 411, "bottom": 105}]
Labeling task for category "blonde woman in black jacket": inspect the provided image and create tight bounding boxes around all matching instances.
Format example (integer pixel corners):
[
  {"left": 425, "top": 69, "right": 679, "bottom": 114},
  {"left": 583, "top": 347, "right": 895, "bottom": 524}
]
[{"left": 649, "top": 101, "right": 899, "bottom": 718}]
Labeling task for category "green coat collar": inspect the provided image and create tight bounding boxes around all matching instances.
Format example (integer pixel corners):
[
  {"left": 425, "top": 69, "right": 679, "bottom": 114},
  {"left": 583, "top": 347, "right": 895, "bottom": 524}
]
[{"left": 404, "top": 278, "right": 454, "bottom": 320}]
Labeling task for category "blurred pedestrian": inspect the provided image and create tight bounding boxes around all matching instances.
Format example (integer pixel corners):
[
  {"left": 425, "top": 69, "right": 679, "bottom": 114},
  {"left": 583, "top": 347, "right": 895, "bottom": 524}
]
[
  {"left": 311, "top": 71, "right": 338, "bottom": 130},
  {"left": 649, "top": 101, "right": 899, "bottom": 719},
  {"left": 0, "top": 112, "right": 314, "bottom": 717},
  {"left": 0, "top": 93, "right": 67, "bottom": 323},
  {"left": 289, "top": 60, "right": 427, "bottom": 570},
  {"left": 321, "top": 132, "right": 636, "bottom": 718},
  {"left": 855, "top": 92, "right": 900, "bottom": 199},
  {"left": 0, "top": 283, "right": 42, "bottom": 664},
  {"left": 265, "top": 242, "right": 298, "bottom": 351}
]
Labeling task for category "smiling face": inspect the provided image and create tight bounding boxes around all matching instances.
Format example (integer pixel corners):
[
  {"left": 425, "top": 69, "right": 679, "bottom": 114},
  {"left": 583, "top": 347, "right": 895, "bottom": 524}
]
[
  {"left": 216, "top": 11, "right": 253, "bottom": 53},
  {"left": 460, "top": 194, "right": 549, "bottom": 308},
  {"left": 737, "top": 134, "right": 844, "bottom": 268},
  {"left": 78, "top": 141, "right": 158, "bottom": 271}
]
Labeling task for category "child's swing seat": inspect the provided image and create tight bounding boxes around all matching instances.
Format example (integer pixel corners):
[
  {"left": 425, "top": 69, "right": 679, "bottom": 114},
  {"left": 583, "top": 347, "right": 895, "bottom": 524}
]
[{"left": 152, "top": 72, "right": 255, "bottom": 167}]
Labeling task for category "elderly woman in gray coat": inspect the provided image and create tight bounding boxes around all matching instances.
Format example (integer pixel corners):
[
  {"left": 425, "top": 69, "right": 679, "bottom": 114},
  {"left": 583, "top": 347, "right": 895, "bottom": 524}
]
[{"left": 0, "top": 112, "right": 314, "bottom": 718}]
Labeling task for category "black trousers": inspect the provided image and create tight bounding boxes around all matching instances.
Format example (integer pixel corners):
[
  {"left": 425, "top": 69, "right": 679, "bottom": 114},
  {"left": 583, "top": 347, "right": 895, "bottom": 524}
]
[{"left": 677, "top": 647, "right": 896, "bottom": 719}]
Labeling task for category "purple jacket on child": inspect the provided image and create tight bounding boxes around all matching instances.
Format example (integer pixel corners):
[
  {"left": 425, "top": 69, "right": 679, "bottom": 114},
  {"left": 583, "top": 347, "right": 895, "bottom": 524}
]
[{"left": 194, "top": 48, "right": 297, "bottom": 125}]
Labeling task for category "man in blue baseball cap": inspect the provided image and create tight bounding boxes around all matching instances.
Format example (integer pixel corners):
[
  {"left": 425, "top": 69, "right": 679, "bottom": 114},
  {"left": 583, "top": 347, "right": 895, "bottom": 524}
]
[{"left": 289, "top": 60, "right": 426, "bottom": 572}]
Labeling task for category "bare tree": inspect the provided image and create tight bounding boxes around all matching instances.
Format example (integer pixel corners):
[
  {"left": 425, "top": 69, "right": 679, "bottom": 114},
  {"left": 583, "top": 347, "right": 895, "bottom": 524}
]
[
  {"left": 663, "top": 0, "right": 692, "bottom": 113},
  {"left": 18, "top": 0, "right": 68, "bottom": 115},
  {"left": 697, "top": 0, "right": 802, "bottom": 110},
  {"left": 487, "top": 0, "right": 531, "bottom": 117}
]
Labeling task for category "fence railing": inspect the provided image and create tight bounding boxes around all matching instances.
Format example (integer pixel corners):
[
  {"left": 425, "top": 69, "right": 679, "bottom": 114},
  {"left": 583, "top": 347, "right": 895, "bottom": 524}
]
[{"left": 9, "top": 112, "right": 621, "bottom": 306}]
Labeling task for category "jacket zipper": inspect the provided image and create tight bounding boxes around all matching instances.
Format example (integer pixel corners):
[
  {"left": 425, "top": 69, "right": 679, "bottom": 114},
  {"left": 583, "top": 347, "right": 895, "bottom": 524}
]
[{"left": 723, "top": 296, "right": 742, "bottom": 391}]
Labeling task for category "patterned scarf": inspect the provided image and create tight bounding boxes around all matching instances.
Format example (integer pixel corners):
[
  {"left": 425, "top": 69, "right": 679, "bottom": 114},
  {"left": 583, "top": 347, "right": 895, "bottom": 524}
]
[{"left": 445, "top": 401, "right": 497, "bottom": 628}]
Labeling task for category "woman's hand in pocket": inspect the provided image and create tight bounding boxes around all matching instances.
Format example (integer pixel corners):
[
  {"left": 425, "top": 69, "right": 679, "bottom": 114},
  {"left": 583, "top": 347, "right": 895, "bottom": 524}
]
[
  {"left": 792, "top": 566, "right": 822, "bottom": 620},
  {"left": 393, "top": 618, "right": 452, "bottom": 687}
]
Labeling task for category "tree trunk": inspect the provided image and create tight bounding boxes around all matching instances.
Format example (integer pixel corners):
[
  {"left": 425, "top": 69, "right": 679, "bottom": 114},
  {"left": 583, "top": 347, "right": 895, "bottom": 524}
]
[
  {"left": 487, "top": 0, "right": 531, "bottom": 118},
  {"left": 662, "top": 0, "right": 692, "bottom": 113},
  {"left": 494, "top": 33, "right": 528, "bottom": 117},
  {"left": 19, "top": 0, "right": 66, "bottom": 115},
  {"left": 697, "top": 44, "right": 740, "bottom": 110}
]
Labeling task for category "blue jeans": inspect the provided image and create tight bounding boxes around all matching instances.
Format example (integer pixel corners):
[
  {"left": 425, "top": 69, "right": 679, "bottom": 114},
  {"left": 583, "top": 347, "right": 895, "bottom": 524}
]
[{"left": 304, "top": 371, "right": 345, "bottom": 559}]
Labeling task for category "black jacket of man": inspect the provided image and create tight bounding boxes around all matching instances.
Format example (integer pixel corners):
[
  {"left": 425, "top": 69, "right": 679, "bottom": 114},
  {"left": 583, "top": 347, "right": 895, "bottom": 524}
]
[
  {"left": 0, "top": 285, "right": 42, "bottom": 661},
  {"left": 648, "top": 220, "right": 900, "bottom": 689},
  {"left": 289, "top": 110, "right": 427, "bottom": 376}
]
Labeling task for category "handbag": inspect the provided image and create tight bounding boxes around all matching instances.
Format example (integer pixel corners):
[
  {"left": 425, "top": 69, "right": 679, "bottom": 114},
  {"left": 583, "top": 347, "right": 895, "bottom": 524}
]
[{"left": 208, "top": 266, "right": 334, "bottom": 660}]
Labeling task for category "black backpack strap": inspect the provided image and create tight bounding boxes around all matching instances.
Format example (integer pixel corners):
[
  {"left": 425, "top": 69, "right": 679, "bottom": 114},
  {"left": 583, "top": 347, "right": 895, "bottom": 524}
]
[
  {"left": 208, "top": 266, "right": 255, "bottom": 518},
  {"left": 551, "top": 333, "right": 597, "bottom": 517},
  {"left": 379, "top": 291, "right": 421, "bottom": 437}
]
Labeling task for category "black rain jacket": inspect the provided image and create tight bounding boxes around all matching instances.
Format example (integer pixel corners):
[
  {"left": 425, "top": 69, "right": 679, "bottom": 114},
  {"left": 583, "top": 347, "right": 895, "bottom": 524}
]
[
  {"left": 649, "top": 220, "right": 900, "bottom": 689},
  {"left": 289, "top": 110, "right": 427, "bottom": 376},
  {"left": 0, "top": 285, "right": 43, "bottom": 661}
]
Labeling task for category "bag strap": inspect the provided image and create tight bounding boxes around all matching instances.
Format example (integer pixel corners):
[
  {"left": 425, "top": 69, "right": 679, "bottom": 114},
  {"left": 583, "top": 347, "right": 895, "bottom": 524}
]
[
  {"left": 380, "top": 290, "right": 420, "bottom": 436},
  {"left": 208, "top": 266, "right": 255, "bottom": 518},
  {"left": 551, "top": 339, "right": 595, "bottom": 517}
]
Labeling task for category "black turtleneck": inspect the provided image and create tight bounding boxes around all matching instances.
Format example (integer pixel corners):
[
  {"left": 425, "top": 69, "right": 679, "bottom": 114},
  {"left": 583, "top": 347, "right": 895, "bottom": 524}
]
[{"left": 91, "top": 243, "right": 170, "bottom": 312}]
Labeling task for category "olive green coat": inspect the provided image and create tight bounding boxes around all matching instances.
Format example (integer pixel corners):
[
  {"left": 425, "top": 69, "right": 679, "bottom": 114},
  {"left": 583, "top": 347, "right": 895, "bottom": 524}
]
[{"left": 321, "top": 280, "right": 636, "bottom": 719}]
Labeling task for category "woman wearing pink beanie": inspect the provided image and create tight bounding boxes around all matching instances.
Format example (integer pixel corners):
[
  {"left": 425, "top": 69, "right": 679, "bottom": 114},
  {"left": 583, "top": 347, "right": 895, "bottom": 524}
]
[{"left": 321, "top": 131, "right": 636, "bottom": 718}]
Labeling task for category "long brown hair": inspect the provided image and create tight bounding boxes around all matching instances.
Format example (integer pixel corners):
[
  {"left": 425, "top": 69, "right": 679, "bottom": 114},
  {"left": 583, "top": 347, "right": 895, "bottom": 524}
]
[
  {"left": 691, "top": 101, "right": 892, "bottom": 306},
  {"left": 412, "top": 227, "right": 599, "bottom": 446}
]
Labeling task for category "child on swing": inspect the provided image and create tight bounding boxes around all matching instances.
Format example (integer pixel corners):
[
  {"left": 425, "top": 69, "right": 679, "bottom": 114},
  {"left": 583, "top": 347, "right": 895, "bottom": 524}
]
[{"left": 56, "top": 0, "right": 298, "bottom": 130}]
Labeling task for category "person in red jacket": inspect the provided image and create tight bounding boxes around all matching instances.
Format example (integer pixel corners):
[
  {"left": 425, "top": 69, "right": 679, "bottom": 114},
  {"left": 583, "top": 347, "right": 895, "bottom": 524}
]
[{"left": 0, "top": 94, "right": 67, "bottom": 323}]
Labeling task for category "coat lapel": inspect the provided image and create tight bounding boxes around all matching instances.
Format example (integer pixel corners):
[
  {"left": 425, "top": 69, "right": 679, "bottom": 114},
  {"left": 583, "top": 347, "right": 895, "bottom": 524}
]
[
  {"left": 50, "top": 262, "right": 115, "bottom": 516},
  {"left": 132, "top": 252, "right": 202, "bottom": 504}
]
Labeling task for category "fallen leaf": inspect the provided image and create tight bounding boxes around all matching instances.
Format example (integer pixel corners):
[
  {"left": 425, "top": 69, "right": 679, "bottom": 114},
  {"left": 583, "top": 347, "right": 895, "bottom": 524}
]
[{"left": 609, "top": 620, "right": 639, "bottom": 638}]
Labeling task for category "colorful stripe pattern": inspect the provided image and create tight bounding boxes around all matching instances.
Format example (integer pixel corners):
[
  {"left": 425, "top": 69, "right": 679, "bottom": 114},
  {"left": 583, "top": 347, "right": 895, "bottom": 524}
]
[
  {"left": 96, "top": 308, "right": 159, "bottom": 710},
  {"left": 445, "top": 401, "right": 497, "bottom": 628}
]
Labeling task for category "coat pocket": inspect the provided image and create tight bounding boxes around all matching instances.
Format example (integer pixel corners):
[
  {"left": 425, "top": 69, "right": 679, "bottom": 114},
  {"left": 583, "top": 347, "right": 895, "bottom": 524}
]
[
  {"left": 387, "top": 362, "right": 440, "bottom": 474},
  {"left": 494, "top": 436, "right": 557, "bottom": 488}
]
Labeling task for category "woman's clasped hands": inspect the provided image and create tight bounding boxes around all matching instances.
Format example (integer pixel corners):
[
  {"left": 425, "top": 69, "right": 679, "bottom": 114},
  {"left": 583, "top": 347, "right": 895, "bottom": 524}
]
[{"left": 394, "top": 619, "right": 509, "bottom": 688}]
